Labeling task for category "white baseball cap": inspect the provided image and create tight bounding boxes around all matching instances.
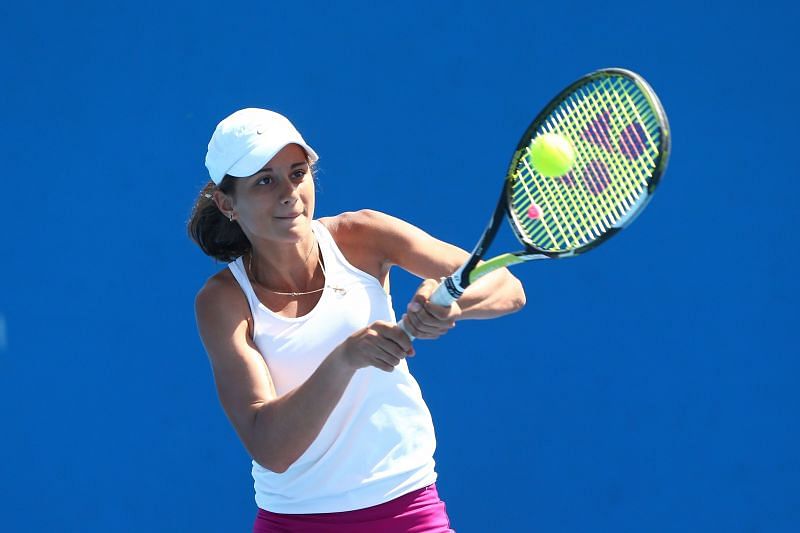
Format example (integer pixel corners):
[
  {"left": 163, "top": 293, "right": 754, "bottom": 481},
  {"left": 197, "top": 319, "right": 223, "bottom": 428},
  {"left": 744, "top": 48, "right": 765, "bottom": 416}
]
[{"left": 205, "top": 108, "right": 319, "bottom": 185}]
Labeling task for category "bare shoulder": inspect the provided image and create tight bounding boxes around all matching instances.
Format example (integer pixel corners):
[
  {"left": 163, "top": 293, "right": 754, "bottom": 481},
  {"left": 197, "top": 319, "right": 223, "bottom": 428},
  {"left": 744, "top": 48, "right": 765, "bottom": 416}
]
[
  {"left": 319, "top": 209, "right": 389, "bottom": 246},
  {"left": 195, "top": 268, "right": 242, "bottom": 311},
  {"left": 319, "top": 209, "right": 409, "bottom": 264},
  {"left": 195, "top": 267, "right": 252, "bottom": 343},
  {"left": 318, "top": 210, "right": 389, "bottom": 282},
  {"left": 319, "top": 210, "right": 468, "bottom": 280}
]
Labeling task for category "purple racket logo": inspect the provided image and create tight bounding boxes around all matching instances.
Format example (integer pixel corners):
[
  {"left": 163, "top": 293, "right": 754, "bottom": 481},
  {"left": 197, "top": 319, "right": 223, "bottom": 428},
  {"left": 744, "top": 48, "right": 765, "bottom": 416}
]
[
  {"left": 559, "top": 160, "right": 611, "bottom": 195},
  {"left": 581, "top": 110, "right": 614, "bottom": 153},
  {"left": 619, "top": 122, "right": 647, "bottom": 160},
  {"left": 556, "top": 109, "right": 647, "bottom": 196}
]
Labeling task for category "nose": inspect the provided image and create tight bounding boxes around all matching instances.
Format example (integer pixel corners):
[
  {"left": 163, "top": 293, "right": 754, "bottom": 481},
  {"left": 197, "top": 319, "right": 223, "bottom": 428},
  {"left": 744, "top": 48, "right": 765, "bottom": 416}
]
[{"left": 277, "top": 176, "right": 301, "bottom": 204}]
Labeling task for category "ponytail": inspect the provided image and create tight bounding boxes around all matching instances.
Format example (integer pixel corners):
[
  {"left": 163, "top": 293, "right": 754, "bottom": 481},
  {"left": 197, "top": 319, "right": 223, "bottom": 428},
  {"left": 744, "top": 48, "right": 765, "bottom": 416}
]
[{"left": 187, "top": 176, "right": 251, "bottom": 262}]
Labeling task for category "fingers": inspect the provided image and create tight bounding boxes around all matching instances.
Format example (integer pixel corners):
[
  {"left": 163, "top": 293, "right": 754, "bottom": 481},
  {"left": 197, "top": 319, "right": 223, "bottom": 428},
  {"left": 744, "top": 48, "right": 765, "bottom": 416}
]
[
  {"left": 344, "top": 319, "right": 425, "bottom": 373},
  {"left": 408, "top": 278, "right": 438, "bottom": 311},
  {"left": 367, "top": 322, "right": 416, "bottom": 372},
  {"left": 373, "top": 321, "right": 415, "bottom": 356},
  {"left": 373, "top": 349, "right": 401, "bottom": 372},
  {"left": 404, "top": 279, "right": 459, "bottom": 339},
  {"left": 402, "top": 308, "right": 455, "bottom": 339},
  {"left": 370, "top": 340, "right": 405, "bottom": 373}
]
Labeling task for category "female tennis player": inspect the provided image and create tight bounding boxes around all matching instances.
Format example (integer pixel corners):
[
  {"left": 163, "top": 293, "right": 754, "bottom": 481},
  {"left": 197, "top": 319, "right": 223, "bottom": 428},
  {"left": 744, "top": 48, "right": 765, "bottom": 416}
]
[{"left": 188, "top": 108, "right": 526, "bottom": 532}]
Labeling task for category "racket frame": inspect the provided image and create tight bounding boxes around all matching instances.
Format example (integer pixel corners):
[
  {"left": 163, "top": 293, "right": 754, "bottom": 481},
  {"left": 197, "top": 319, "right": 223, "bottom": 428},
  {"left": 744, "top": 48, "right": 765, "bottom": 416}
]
[
  {"left": 503, "top": 67, "right": 671, "bottom": 262},
  {"left": 400, "top": 68, "right": 671, "bottom": 336}
]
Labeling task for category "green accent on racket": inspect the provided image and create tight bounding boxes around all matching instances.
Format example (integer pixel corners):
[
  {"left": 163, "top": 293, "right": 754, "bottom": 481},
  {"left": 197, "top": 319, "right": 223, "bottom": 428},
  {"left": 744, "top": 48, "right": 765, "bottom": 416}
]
[{"left": 469, "top": 254, "right": 526, "bottom": 283}]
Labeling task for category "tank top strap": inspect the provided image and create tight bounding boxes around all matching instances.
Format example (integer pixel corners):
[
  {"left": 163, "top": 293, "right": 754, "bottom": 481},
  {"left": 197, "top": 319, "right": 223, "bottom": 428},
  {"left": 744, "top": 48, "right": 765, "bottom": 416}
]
[
  {"left": 312, "top": 219, "right": 385, "bottom": 292},
  {"left": 311, "top": 220, "right": 344, "bottom": 276}
]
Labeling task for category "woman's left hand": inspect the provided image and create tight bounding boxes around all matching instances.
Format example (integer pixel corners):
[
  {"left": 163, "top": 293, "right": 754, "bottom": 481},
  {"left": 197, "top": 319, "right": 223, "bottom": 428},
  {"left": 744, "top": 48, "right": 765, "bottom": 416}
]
[{"left": 400, "top": 279, "right": 462, "bottom": 340}]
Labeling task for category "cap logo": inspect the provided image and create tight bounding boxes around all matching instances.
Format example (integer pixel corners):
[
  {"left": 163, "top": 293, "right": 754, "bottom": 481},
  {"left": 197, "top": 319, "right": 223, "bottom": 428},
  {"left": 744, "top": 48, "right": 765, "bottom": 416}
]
[{"left": 256, "top": 128, "right": 264, "bottom": 135}]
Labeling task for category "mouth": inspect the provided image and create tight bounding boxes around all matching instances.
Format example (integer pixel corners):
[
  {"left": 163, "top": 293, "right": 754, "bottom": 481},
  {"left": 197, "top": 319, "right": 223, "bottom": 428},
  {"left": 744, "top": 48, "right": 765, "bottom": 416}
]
[{"left": 275, "top": 212, "right": 303, "bottom": 220}]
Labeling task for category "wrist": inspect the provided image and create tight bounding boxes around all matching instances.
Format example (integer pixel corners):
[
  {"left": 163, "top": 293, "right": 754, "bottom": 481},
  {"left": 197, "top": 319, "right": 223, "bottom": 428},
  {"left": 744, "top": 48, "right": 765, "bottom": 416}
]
[
  {"left": 452, "top": 301, "right": 464, "bottom": 322},
  {"left": 329, "top": 343, "right": 358, "bottom": 374}
]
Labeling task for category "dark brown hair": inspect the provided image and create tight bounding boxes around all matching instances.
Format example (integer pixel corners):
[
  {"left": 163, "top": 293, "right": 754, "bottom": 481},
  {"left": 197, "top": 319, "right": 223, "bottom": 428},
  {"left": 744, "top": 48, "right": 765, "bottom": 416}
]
[{"left": 187, "top": 175, "right": 250, "bottom": 262}]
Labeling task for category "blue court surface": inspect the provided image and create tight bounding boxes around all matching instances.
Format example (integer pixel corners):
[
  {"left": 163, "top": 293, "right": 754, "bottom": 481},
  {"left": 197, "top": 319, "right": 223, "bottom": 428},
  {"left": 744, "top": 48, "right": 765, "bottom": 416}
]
[{"left": 2, "top": 1, "right": 798, "bottom": 531}]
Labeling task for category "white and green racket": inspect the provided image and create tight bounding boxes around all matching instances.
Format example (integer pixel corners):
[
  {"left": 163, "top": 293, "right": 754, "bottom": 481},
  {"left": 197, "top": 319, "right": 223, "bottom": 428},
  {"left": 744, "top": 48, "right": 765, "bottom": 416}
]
[{"left": 399, "top": 68, "right": 671, "bottom": 340}]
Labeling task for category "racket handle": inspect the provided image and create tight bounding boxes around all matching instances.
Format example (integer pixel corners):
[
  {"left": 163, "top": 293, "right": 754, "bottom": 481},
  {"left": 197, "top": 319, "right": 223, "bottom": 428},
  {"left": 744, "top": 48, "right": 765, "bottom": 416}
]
[{"left": 397, "top": 276, "right": 463, "bottom": 341}]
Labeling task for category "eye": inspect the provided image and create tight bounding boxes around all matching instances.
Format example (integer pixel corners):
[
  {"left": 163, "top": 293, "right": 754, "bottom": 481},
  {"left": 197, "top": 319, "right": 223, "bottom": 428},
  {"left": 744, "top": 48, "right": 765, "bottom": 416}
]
[
  {"left": 292, "top": 169, "right": 307, "bottom": 179},
  {"left": 257, "top": 176, "right": 273, "bottom": 185}
]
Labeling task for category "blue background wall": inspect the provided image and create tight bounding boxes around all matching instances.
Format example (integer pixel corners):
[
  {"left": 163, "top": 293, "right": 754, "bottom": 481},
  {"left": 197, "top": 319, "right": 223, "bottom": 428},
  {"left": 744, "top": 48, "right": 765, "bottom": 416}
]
[{"left": 2, "top": 1, "right": 798, "bottom": 531}]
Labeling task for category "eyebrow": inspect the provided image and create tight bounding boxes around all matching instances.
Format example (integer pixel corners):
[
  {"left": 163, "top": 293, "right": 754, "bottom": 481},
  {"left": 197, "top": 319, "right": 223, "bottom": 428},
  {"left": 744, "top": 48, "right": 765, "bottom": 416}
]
[{"left": 260, "top": 162, "right": 308, "bottom": 173}]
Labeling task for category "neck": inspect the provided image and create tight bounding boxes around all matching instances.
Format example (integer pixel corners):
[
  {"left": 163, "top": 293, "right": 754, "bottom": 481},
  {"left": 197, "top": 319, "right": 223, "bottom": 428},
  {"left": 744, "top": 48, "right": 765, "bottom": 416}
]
[{"left": 248, "top": 233, "right": 321, "bottom": 293}]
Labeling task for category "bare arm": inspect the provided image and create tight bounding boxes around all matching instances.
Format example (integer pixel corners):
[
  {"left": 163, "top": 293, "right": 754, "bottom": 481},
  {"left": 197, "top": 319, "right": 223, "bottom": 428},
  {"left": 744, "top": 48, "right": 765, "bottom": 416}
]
[
  {"left": 194, "top": 274, "right": 412, "bottom": 473},
  {"left": 340, "top": 209, "right": 526, "bottom": 321}
]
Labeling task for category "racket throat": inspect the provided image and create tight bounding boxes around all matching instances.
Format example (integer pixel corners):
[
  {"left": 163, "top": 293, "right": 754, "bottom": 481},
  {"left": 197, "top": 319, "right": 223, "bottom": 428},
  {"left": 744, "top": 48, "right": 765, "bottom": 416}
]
[
  {"left": 440, "top": 263, "right": 469, "bottom": 301},
  {"left": 444, "top": 253, "right": 531, "bottom": 303},
  {"left": 469, "top": 253, "right": 527, "bottom": 283},
  {"left": 455, "top": 186, "right": 510, "bottom": 292}
]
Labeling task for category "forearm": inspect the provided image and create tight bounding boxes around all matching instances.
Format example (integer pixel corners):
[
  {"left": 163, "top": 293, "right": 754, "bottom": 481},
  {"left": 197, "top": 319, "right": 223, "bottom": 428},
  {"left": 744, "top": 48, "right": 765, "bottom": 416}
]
[
  {"left": 250, "top": 345, "right": 355, "bottom": 473},
  {"left": 455, "top": 268, "right": 526, "bottom": 320}
]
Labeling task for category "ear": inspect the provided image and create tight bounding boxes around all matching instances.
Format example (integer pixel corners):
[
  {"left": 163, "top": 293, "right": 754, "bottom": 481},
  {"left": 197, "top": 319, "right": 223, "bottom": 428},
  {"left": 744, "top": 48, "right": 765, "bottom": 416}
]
[{"left": 212, "top": 189, "right": 236, "bottom": 219}]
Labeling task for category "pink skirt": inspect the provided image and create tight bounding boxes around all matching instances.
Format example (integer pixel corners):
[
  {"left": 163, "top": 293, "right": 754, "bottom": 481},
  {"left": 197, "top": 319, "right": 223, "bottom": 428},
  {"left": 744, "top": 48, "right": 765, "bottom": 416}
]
[{"left": 252, "top": 483, "right": 455, "bottom": 533}]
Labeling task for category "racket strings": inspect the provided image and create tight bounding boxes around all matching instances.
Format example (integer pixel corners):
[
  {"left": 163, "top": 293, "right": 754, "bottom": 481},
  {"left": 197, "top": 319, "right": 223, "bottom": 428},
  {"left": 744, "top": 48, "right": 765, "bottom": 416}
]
[
  {"left": 550, "top": 81, "right": 645, "bottom": 230},
  {"left": 516, "top": 91, "right": 617, "bottom": 246},
  {"left": 510, "top": 75, "right": 663, "bottom": 251},
  {"left": 534, "top": 94, "right": 618, "bottom": 239},
  {"left": 516, "top": 100, "right": 622, "bottom": 246},
  {"left": 567, "top": 83, "right": 644, "bottom": 221}
]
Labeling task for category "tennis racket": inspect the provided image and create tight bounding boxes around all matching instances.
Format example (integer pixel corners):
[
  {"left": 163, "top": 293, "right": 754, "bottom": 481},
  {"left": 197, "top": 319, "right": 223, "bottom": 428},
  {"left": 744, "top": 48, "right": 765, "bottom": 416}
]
[{"left": 398, "top": 67, "right": 671, "bottom": 340}]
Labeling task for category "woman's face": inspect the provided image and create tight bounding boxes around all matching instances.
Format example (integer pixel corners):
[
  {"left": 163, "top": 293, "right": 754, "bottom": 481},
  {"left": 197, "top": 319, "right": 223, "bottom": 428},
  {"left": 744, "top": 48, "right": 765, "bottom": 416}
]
[{"left": 219, "top": 143, "right": 315, "bottom": 245}]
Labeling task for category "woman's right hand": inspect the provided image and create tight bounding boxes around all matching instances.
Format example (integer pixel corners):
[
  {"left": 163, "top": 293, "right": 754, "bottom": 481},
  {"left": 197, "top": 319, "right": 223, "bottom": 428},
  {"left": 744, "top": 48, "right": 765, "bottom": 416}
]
[{"left": 338, "top": 321, "right": 415, "bottom": 373}]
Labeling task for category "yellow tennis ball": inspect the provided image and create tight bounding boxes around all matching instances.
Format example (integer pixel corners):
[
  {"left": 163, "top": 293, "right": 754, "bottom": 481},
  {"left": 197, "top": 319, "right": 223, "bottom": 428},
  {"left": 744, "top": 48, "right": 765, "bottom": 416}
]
[{"left": 530, "top": 133, "right": 575, "bottom": 177}]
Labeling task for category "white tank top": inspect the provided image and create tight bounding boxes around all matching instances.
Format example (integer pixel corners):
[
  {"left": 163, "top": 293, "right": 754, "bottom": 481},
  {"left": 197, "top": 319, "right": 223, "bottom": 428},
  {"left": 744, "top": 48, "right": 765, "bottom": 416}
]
[{"left": 227, "top": 219, "right": 438, "bottom": 514}]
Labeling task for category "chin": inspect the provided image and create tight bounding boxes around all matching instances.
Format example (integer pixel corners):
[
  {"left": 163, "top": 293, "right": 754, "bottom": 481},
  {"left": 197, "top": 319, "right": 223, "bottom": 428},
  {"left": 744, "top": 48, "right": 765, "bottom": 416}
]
[{"left": 271, "top": 215, "right": 311, "bottom": 238}]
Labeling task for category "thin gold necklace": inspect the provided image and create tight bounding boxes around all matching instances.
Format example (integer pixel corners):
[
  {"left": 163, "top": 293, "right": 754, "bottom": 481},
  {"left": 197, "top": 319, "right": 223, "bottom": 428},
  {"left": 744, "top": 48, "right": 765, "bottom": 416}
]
[{"left": 248, "top": 236, "right": 332, "bottom": 297}]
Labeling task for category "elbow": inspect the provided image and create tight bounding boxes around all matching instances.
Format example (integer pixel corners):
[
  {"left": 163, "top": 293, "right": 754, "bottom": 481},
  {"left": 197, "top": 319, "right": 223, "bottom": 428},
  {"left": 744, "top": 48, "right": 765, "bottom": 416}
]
[
  {"left": 267, "top": 461, "right": 291, "bottom": 475},
  {"left": 250, "top": 407, "right": 294, "bottom": 474},
  {"left": 253, "top": 452, "right": 292, "bottom": 474},
  {"left": 270, "top": 454, "right": 298, "bottom": 474},
  {"left": 509, "top": 277, "right": 526, "bottom": 313}
]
